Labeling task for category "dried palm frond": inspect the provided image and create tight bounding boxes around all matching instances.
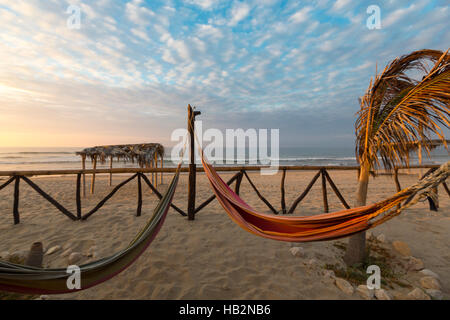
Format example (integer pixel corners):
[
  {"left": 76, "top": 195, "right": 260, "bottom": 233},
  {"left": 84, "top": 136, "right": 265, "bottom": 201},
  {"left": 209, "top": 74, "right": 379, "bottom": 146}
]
[
  {"left": 77, "top": 143, "right": 165, "bottom": 168},
  {"left": 356, "top": 49, "right": 450, "bottom": 170}
]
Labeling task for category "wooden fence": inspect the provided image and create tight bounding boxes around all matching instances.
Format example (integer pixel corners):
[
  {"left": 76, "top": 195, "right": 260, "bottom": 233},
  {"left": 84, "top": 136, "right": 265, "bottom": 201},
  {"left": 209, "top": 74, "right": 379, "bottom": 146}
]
[{"left": 0, "top": 164, "right": 447, "bottom": 225}]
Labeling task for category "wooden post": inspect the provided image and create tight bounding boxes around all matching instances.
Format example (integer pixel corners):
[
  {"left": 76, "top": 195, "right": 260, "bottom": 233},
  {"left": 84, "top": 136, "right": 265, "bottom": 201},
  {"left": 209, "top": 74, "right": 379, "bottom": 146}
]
[
  {"left": 443, "top": 182, "right": 450, "bottom": 198},
  {"left": 288, "top": 170, "right": 321, "bottom": 214},
  {"left": 324, "top": 170, "right": 350, "bottom": 209},
  {"left": 82, "top": 154, "right": 86, "bottom": 198},
  {"left": 109, "top": 156, "right": 113, "bottom": 186},
  {"left": 76, "top": 173, "right": 82, "bottom": 219},
  {"left": 235, "top": 170, "right": 244, "bottom": 195},
  {"left": 154, "top": 152, "right": 158, "bottom": 188},
  {"left": 280, "top": 168, "right": 287, "bottom": 214},
  {"left": 13, "top": 176, "right": 20, "bottom": 224},
  {"left": 137, "top": 173, "right": 142, "bottom": 217},
  {"left": 321, "top": 169, "right": 329, "bottom": 213},
  {"left": 90, "top": 155, "right": 97, "bottom": 195},
  {"left": 243, "top": 171, "right": 278, "bottom": 214},
  {"left": 160, "top": 155, "right": 164, "bottom": 185},
  {"left": 151, "top": 158, "right": 155, "bottom": 186},
  {"left": 187, "top": 104, "right": 201, "bottom": 220},
  {"left": 145, "top": 163, "right": 152, "bottom": 194},
  {"left": 394, "top": 168, "right": 401, "bottom": 192}
]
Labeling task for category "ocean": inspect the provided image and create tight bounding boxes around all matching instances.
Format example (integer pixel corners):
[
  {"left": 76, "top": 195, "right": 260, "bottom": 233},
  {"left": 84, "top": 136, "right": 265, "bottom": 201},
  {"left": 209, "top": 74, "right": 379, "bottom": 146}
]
[{"left": 0, "top": 146, "right": 447, "bottom": 172}]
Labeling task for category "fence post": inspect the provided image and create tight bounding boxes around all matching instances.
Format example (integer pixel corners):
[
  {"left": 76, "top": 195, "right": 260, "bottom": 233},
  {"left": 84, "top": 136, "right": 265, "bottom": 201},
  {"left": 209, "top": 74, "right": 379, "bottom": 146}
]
[
  {"left": 321, "top": 169, "right": 329, "bottom": 213},
  {"left": 76, "top": 173, "right": 82, "bottom": 219},
  {"left": 13, "top": 176, "right": 20, "bottom": 224},
  {"left": 235, "top": 170, "right": 244, "bottom": 195},
  {"left": 280, "top": 168, "right": 287, "bottom": 214},
  {"left": 187, "top": 104, "right": 201, "bottom": 220},
  {"left": 137, "top": 173, "right": 142, "bottom": 217},
  {"left": 90, "top": 155, "right": 97, "bottom": 195}
]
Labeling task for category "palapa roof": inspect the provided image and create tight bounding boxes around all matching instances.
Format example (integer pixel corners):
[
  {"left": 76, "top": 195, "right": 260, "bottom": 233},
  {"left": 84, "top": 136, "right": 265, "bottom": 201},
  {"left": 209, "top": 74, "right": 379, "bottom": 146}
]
[{"left": 76, "top": 143, "right": 164, "bottom": 167}]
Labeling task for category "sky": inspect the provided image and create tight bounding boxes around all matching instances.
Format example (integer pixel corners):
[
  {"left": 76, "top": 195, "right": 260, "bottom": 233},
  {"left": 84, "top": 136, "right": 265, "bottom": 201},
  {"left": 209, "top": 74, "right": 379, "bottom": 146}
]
[{"left": 0, "top": 0, "right": 448, "bottom": 148}]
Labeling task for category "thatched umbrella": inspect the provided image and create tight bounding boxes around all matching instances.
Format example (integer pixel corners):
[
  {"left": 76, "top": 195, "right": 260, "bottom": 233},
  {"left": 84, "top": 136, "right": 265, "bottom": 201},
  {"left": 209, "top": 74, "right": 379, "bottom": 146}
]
[{"left": 77, "top": 143, "right": 165, "bottom": 195}]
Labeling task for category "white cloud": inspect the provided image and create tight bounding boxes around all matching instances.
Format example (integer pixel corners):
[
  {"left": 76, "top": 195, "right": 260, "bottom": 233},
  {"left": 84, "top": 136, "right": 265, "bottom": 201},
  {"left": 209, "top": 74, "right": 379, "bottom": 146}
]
[
  {"left": 196, "top": 24, "right": 223, "bottom": 40},
  {"left": 383, "top": 3, "right": 423, "bottom": 28},
  {"left": 184, "top": 0, "right": 218, "bottom": 10},
  {"left": 330, "top": 0, "right": 351, "bottom": 12},
  {"left": 126, "top": 0, "right": 155, "bottom": 26},
  {"left": 131, "top": 28, "right": 151, "bottom": 42},
  {"left": 289, "top": 6, "right": 312, "bottom": 24},
  {"left": 229, "top": 2, "right": 251, "bottom": 26}
]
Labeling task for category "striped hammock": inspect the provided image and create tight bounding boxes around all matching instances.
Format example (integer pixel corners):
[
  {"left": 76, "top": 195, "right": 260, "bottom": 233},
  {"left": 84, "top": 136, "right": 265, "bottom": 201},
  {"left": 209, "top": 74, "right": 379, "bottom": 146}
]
[
  {"left": 201, "top": 156, "right": 449, "bottom": 242},
  {"left": 0, "top": 166, "right": 180, "bottom": 295}
]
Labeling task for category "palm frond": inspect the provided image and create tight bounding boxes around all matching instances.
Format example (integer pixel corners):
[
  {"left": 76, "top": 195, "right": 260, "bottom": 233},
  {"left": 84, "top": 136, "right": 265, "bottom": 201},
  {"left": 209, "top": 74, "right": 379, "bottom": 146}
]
[{"left": 356, "top": 49, "right": 450, "bottom": 170}]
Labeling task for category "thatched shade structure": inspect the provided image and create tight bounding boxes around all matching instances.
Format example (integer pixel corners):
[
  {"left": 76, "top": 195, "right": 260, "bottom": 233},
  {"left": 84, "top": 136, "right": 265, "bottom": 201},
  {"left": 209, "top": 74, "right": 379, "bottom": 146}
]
[{"left": 77, "top": 143, "right": 165, "bottom": 195}]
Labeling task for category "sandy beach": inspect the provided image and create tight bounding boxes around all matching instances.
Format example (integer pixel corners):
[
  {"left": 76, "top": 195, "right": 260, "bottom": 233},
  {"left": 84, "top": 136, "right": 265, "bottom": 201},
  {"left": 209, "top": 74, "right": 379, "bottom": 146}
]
[{"left": 0, "top": 169, "right": 448, "bottom": 300}]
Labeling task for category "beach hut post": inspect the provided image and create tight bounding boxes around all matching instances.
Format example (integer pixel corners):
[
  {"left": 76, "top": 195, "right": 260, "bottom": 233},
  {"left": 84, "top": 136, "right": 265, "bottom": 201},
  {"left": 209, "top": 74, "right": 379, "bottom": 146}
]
[
  {"left": 109, "top": 156, "right": 113, "bottom": 186},
  {"left": 154, "top": 152, "right": 158, "bottom": 188},
  {"left": 151, "top": 157, "right": 155, "bottom": 186},
  {"left": 137, "top": 173, "right": 142, "bottom": 217},
  {"left": 90, "top": 155, "right": 97, "bottom": 195},
  {"left": 160, "top": 154, "right": 163, "bottom": 185},
  {"left": 187, "top": 104, "right": 201, "bottom": 220},
  {"left": 82, "top": 154, "right": 86, "bottom": 198}
]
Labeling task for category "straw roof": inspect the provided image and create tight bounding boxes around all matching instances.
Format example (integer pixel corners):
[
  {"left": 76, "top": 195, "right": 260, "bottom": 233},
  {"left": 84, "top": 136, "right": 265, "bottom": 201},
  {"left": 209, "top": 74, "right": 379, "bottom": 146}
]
[{"left": 77, "top": 143, "right": 164, "bottom": 168}]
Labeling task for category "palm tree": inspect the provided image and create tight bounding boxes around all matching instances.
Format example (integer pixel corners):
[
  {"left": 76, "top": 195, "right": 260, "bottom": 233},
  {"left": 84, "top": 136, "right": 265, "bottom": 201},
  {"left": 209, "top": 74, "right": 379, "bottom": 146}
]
[{"left": 344, "top": 49, "right": 450, "bottom": 265}]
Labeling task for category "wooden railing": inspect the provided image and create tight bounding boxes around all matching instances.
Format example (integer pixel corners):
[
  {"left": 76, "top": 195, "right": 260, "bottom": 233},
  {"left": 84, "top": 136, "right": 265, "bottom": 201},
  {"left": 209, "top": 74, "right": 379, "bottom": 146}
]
[
  {"left": 0, "top": 171, "right": 187, "bottom": 224},
  {"left": 0, "top": 164, "right": 446, "bottom": 224}
]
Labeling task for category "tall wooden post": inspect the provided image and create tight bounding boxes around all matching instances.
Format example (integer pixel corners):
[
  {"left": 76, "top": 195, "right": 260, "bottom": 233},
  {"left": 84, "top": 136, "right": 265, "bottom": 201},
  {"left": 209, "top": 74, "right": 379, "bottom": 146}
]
[
  {"left": 90, "top": 155, "right": 97, "bottom": 195},
  {"left": 154, "top": 152, "right": 158, "bottom": 188},
  {"left": 160, "top": 155, "right": 164, "bottom": 185},
  {"left": 187, "top": 104, "right": 201, "bottom": 220},
  {"left": 151, "top": 158, "right": 154, "bottom": 186},
  {"left": 82, "top": 154, "right": 86, "bottom": 198}
]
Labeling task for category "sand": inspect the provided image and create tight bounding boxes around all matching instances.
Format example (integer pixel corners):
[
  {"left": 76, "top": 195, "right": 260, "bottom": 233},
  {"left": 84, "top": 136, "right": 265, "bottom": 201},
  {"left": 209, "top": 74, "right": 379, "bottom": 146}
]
[{"left": 0, "top": 168, "right": 448, "bottom": 300}]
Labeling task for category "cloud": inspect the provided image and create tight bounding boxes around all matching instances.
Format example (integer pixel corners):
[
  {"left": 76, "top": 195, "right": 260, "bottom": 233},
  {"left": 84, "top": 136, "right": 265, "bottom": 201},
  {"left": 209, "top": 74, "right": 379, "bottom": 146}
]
[
  {"left": 289, "top": 6, "right": 312, "bottom": 24},
  {"left": 184, "top": 0, "right": 219, "bottom": 10},
  {"left": 131, "top": 28, "right": 151, "bottom": 42},
  {"left": 330, "top": 0, "right": 351, "bottom": 12},
  {"left": 125, "top": 0, "right": 155, "bottom": 26},
  {"left": 196, "top": 24, "right": 223, "bottom": 40},
  {"left": 228, "top": 2, "right": 251, "bottom": 26}
]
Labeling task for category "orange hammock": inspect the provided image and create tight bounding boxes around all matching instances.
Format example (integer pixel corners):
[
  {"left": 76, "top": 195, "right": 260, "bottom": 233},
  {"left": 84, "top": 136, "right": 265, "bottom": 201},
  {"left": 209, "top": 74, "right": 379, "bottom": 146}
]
[{"left": 201, "top": 156, "right": 449, "bottom": 242}]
